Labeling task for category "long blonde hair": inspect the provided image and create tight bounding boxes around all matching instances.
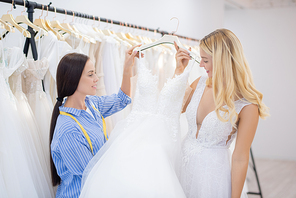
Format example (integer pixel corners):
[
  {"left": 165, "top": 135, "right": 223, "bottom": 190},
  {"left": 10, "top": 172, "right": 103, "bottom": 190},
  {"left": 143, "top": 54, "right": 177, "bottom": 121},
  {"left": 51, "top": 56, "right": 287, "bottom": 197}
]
[{"left": 200, "top": 29, "right": 269, "bottom": 128}]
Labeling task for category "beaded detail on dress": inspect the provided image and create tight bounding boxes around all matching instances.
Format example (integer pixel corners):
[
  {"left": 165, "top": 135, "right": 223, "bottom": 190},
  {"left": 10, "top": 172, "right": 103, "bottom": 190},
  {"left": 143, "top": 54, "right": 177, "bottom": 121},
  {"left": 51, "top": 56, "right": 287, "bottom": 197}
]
[{"left": 125, "top": 57, "right": 192, "bottom": 141}]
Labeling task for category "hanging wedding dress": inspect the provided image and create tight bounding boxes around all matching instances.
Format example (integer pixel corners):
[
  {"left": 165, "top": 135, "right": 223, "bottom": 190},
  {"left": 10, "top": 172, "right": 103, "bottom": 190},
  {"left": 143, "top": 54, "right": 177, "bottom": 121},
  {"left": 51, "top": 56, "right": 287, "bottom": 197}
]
[
  {"left": 24, "top": 56, "right": 52, "bottom": 177},
  {"left": 8, "top": 47, "right": 55, "bottom": 197},
  {"left": 179, "top": 75, "right": 250, "bottom": 198},
  {"left": 80, "top": 54, "right": 195, "bottom": 198},
  {"left": 0, "top": 41, "right": 38, "bottom": 198},
  {"left": 39, "top": 31, "right": 72, "bottom": 105},
  {"left": 101, "top": 36, "right": 123, "bottom": 129}
]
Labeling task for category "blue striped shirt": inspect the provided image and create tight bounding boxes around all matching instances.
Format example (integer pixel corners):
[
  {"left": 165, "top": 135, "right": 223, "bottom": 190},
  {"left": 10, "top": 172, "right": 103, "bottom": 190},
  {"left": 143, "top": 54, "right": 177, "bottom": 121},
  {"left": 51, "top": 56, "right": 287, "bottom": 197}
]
[{"left": 51, "top": 89, "right": 131, "bottom": 198}]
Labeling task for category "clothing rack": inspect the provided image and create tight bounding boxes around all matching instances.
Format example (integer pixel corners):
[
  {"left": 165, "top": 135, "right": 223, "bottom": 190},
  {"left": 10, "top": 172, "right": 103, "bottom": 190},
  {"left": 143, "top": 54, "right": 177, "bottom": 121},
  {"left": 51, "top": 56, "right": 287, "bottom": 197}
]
[{"left": 0, "top": 0, "right": 200, "bottom": 60}]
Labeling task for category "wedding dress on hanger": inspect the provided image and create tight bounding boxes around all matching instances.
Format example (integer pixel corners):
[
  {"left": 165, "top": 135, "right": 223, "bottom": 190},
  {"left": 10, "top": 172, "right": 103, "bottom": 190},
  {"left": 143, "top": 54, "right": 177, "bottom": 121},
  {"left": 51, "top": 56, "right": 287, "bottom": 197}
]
[
  {"left": 8, "top": 47, "right": 55, "bottom": 197},
  {"left": 24, "top": 55, "right": 52, "bottom": 179},
  {"left": 39, "top": 30, "right": 72, "bottom": 105},
  {"left": 0, "top": 40, "right": 38, "bottom": 198},
  {"left": 80, "top": 53, "right": 196, "bottom": 198}
]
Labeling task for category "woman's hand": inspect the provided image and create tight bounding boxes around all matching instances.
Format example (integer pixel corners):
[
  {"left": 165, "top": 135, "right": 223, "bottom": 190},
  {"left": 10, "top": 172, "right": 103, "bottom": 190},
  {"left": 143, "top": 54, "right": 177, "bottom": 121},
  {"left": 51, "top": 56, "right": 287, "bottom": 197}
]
[
  {"left": 123, "top": 44, "right": 143, "bottom": 70},
  {"left": 121, "top": 44, "right": 143, "bottom": 97},
  {"left": 174, "top": 41, "right": 191, "bottom": 75}
]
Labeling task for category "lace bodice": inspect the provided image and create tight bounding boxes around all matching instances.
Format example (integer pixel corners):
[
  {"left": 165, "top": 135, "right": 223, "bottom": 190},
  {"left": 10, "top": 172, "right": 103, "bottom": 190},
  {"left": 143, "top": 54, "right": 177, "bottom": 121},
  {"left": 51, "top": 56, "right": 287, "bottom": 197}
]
[
  {"left": 0, "top": 44, "right": 25, "bottom": 103},
  {"left": 128, "top": 56, "right": 193, "bottom": 140},
  {"left": 23, "top": 58, "right": 49, "bottom": 94},
  {"left": 182, "top": 76, "right": 251, "bottom": 164}
]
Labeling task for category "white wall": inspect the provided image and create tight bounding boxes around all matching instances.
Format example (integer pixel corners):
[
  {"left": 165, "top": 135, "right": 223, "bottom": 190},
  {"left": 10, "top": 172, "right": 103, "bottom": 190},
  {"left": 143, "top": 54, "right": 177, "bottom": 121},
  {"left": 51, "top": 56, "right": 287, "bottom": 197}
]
[{"left": 225, "top": 7, "right": 296, "bottom": 161}]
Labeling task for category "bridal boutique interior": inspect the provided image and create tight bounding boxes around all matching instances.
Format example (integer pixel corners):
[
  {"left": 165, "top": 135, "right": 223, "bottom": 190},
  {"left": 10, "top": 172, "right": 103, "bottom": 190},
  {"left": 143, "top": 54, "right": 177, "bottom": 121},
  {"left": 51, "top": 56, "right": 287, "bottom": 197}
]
[{"left": 0, "top": 0, "right": 295, "bottom": 197}]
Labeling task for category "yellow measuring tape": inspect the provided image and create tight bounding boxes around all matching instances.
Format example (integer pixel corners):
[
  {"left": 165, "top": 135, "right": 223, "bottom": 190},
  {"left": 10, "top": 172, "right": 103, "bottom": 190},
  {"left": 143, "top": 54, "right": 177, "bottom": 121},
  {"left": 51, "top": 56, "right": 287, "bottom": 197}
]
[
  {"left": 91, "top": 105, "right": 108, "bottom": 141},
  {"left": 60, "top": 106, "right": 108, "bottom": 156}
]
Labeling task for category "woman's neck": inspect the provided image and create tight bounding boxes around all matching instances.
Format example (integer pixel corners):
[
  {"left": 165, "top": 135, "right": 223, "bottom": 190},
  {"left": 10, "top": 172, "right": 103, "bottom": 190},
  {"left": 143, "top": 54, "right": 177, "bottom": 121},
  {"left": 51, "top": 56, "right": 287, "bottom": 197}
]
[{"left": 64, "top": 93, "right": 87, "bottom": 110}]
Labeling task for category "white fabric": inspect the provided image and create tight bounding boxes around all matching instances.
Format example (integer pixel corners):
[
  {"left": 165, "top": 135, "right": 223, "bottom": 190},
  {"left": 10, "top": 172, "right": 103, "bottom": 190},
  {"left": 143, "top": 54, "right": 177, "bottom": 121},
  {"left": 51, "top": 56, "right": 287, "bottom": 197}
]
[
  {"left": 86, "top": 107, "right": 95, "bottom": 119},
  {"left": 24, "top": 57, "right": 53, "bottom": 180},
  {"left": 100, "top": 36, "right": 123, "bottom": 128},
  {"left": 8, "top": 47, "right": 55, "bottom": 198},
  {"left": 79, "top": 54, "right": 195, "bottom": 198},
  {"left": 0, "top": 41, "right": 39, "bottom": 198},
  {"left": 39, "top": 31, "right": 72, "bottom": 105},
  {"left": 179, "top": 75, "right": 251, "bottom": 198}
]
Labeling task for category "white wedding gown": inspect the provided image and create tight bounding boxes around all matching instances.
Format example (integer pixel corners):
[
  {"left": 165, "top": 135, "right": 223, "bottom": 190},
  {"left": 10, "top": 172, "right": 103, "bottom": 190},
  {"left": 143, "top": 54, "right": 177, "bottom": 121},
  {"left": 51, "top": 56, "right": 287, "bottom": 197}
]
[
  {"left": 179, "top": 75, "right": 250, "bottom": 198},
  {"left": 80, "top": 55, "right": 194, "bottom": 198},
  {"left": 0, "top": 41, "right": 39, "bottom": 198}
]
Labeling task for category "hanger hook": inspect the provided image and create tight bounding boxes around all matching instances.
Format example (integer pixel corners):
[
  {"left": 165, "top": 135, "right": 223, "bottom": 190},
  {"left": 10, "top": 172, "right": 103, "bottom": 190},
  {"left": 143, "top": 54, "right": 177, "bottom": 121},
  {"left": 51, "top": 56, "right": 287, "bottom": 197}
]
[
  {"left": 63, "top": 9, "right": 67, "bottom": 23},
  {"left": 92, "top": 15, "right": 95, "bottom": 27},
  {"left": 7, "top": 0, "right": 14, "bottom": 14},
  {"left": 170, "top": 17, "right": 179, "bottom": 35},
  {"left": 45, "top": 2, "right": 51, "bottom": 20},
  {"left": 52, "top": 7, "right": 57, "bottom": 21},
  {"left": 45, "top": 5, "right": 49, "bottom": 19},
  {"left": 86, "top": 14, "right": 90, "bottom": 25},
  {"left": 110, "top": 19, "right": 113, "bottom": 30},
  {"left": 21, "top": 0, "right": 26, "bottom": 16},
  {"left": 39, "top": 4, "right": 44, "bottom": 19},
  {"left": 71, "top": 10, "right": 75, "bottom": 23}
]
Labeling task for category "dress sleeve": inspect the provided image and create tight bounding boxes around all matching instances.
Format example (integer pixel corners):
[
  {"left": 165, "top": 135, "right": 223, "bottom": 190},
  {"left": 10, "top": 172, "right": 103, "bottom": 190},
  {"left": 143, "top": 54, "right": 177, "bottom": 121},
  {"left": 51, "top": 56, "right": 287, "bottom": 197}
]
[
  {"left": 58, "top": 131, "right": 93, "bottom": 176},
  {"left": 89, "top": 88, "right": 132, "bottom": 118}
]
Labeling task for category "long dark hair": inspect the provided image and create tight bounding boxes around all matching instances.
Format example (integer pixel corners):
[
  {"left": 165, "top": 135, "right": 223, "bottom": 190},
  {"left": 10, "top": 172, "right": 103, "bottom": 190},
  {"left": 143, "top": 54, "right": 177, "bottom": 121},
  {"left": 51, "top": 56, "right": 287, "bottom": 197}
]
[{"left": 50, "top": 53, "right": 89, "bottom": 186}]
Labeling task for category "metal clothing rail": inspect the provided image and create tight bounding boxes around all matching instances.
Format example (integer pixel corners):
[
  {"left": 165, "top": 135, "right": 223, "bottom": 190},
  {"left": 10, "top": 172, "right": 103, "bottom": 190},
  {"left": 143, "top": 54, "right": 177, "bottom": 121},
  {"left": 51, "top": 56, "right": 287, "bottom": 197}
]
[{"left": 0, "top": 0, "right": 200, "bottom": 43}]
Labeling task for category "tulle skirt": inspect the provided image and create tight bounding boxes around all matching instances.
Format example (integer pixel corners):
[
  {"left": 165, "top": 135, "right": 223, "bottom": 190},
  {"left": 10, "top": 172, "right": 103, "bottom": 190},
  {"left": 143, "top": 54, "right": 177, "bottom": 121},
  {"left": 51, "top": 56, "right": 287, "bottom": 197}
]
[
  {"left": 179, "top": 147, "right": 248, "bottom": 198},
  {"left": 26, "top": 91, "right": 53, "bottom": 172},
  {"left": 0, "top": 95, "right": 39, "bottom": 197},
  {"left": 14, "top": 91, "right": 55, "bottom": 197},
  {"left": 80, "top": 112, "right": 186, "bottom": 198}
]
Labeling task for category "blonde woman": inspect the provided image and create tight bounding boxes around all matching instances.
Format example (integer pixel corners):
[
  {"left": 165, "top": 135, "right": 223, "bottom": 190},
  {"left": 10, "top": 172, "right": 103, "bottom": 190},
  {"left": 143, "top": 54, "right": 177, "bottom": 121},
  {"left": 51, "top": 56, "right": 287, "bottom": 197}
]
[{"left": 175, "top": 29, "right": 269, "bottom": 198}]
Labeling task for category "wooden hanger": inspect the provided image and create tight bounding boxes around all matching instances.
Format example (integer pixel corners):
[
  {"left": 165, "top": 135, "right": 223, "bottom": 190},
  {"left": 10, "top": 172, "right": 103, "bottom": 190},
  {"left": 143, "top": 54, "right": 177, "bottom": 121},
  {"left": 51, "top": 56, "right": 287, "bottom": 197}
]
[
  {"left": 34, "top": 5, "right": 48, "bottom": 31},
  {"left": 43, "top": 6, "right": 64, "bottom": 40},
  {"left": 68, "top": 12, "right": 96, "bottom": 44},
  {"left": 15, "top": 0, "right": 47, "bottom": 36},
  {"left": 1, "top": 1, "right": 31, "bottom": 39},
  {"left": 1, "top": 14, "right": 30, "bottom": 38},
  {"left": 0, "top": 18, "right": 14, "bottom": 32},
  {"left": 50, "top": 7, "right": 77, "bottom": 37},
  {"left": 114, "top": 22, "right": 138, "bottom": 46},
  {"left": 60, "top": 10, "right": 79, "bottom": 38}
]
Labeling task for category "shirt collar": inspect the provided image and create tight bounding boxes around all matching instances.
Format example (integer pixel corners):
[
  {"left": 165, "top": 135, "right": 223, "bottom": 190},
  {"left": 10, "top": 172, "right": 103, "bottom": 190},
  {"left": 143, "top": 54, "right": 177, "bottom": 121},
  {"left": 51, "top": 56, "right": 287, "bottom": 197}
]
[{"left": 58, "top": 96, "right": 92, "bottom": 116}]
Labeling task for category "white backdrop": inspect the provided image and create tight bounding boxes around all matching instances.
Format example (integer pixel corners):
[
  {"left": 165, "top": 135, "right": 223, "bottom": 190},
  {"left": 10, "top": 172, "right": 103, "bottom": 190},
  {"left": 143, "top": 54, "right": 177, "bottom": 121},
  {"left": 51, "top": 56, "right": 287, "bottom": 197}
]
[{"left": 225, "top": 6, "right": 296, "bottom": 161}]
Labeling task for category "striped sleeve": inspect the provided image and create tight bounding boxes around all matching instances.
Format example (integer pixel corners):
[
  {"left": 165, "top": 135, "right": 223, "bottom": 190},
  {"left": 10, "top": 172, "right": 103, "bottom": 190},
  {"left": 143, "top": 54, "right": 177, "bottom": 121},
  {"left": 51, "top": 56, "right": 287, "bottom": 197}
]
[
  {"left": 90, "top": 88, "right": 132, "bottom": 118},
  {"left": 58, "top": 130, "right": 93, "bottom": 176}
]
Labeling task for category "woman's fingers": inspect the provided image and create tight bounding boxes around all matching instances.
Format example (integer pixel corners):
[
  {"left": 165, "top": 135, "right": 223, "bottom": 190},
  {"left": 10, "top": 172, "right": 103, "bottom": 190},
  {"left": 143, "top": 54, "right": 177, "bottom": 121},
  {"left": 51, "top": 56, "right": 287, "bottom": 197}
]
[
  {"left": 174, "top": 41, "right": 179, "bottom": 51},
  {"left": 177, "top": 55, "right": 191, "bottom": 60},
  {"left": 176, "top": 51, "right": 190, "bottom": 58},
  {"left": 126, "top": 44, "right": 142, "bottom": 55}
]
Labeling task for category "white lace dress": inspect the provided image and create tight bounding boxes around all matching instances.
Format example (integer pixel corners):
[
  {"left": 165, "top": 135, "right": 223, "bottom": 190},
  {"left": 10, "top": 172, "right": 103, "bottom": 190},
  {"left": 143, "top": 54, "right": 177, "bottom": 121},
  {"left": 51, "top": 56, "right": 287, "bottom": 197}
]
[
  {"left": 0, "top": 41, "right": 39, "bottom": 198},
  {"left": 179, "top": 76, "right": 250, "bottom": 198},
  {"left": 79, "top": 56, "right": 194, "bottom": 198},
  {"left": 24, "top": 58, "right": 53, "bottom": 176},
  {"left": 9, "top": 48, "right": 55, "bottom": 197}
]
